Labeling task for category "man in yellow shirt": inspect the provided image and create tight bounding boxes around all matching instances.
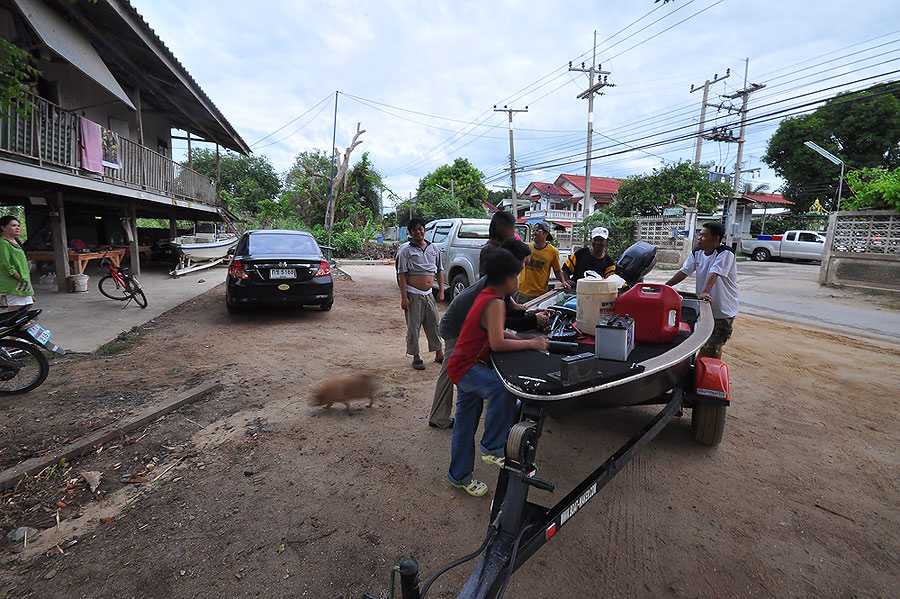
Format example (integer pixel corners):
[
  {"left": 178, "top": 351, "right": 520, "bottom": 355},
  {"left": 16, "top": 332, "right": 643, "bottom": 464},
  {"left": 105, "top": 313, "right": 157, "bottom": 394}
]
[{"left": 516, "top": 221, "right": 570, "bottom": 303}]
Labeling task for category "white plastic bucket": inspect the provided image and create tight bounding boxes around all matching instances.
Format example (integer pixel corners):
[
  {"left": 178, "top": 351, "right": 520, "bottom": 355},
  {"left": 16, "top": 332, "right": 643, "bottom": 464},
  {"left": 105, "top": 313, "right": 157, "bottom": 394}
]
[
  {"left": 68, "top": 274, "right": 89, "bottom": 293},
  {"left": 576, "top": 278, "right": 618, "bottom": 332}
]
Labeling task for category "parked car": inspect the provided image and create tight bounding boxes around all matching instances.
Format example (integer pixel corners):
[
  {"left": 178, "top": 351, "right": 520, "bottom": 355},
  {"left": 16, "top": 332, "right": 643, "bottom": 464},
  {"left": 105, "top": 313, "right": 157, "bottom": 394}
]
[
  {"left": 225, "top": 230, "right": 333, "bottom": 313},
  {"left": 739, "top": 230, "right": 826, "bottom": 262}
]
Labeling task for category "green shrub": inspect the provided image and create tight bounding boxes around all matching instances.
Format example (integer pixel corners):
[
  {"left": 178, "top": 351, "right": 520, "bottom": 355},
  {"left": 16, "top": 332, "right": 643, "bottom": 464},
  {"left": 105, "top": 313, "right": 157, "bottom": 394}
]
[{"left": 578, "top": 212, "right": 635, "bottom": 260}]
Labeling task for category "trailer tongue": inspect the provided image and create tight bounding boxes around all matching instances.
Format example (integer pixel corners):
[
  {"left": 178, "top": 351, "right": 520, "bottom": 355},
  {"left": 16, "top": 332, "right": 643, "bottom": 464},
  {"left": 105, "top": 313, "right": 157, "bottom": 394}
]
[{"left": 365, "top": 294, "right": 731, "bottom": 599}]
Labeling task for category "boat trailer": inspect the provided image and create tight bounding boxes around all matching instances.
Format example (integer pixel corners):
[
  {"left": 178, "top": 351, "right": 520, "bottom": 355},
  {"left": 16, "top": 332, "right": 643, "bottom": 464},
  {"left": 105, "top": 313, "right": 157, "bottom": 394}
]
[{"left": 365, "top": 381, "right": 729, "bottom": 599}]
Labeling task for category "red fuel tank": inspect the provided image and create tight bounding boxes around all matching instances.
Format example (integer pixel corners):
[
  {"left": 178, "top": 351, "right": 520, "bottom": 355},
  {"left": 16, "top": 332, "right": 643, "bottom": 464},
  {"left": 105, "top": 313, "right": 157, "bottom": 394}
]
[{"left": 614, "top": 283, "right": 682, "bottom": 343}]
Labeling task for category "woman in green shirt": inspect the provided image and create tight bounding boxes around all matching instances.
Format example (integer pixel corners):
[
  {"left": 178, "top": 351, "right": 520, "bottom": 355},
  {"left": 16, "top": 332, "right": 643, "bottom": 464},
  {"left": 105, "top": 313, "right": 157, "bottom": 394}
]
[{"left": 0, "top": 215, "right": 34, "bottom": 310}]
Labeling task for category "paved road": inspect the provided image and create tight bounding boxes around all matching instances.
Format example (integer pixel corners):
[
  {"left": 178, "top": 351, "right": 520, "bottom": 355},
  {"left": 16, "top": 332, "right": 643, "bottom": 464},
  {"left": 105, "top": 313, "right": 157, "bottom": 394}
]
[{"left": 646, "top": 260, "right": 900, "bottom": 343}]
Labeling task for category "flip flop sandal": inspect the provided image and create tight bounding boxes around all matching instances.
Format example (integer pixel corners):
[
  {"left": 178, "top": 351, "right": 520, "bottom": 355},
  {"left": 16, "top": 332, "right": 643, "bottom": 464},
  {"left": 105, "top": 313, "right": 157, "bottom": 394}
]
[
  {"left": 449, "top": 478, "right": 488, "bottom": 497},
  {"left": 434, "top": 356, "right": 444, "bottom": 364},
  {"left": 481, "top": 454, "right": 505, "bottom": 468}
]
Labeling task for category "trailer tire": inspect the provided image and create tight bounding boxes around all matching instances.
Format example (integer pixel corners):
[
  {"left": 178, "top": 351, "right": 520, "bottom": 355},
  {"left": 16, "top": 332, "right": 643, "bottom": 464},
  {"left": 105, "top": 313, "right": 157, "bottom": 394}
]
[
  {"left": 752, "top": 248, "right": 770, "bottom": 262},
  {"left": 691, "top": 402, "right": 726, "bottom": 446}
]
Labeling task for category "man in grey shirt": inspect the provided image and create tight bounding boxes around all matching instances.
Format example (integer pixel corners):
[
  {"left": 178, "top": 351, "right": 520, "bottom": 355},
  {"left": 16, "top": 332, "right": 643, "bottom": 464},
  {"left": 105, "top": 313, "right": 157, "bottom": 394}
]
[{"left": 397, "top": 218, "right": 444, "bottom": 370}]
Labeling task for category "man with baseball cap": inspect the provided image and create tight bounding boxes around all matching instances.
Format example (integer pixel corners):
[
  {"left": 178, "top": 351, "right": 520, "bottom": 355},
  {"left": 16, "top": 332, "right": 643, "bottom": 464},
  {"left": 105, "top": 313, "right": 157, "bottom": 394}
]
[
  {"left": 516, "top": 221, "right": 569, "bottom": 303},
  {"left": 560, "top": 226, "right": 616, "bottom": 287}
]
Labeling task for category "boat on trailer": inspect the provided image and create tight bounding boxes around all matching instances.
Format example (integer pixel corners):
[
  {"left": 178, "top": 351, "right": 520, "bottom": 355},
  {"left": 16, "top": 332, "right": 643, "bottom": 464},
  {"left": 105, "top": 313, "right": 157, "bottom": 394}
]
[
  {"left": 363, "top": 242, "right": 734, "bottom": 599},
  {"left": 169, "top": 222, "right": 238, "bottom": 277}
]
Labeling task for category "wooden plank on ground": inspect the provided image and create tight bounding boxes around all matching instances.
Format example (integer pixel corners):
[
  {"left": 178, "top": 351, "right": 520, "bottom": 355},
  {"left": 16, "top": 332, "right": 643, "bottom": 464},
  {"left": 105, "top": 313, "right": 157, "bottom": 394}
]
[{"left": 0, "top": 382, "right": 221, "bottom": 492}]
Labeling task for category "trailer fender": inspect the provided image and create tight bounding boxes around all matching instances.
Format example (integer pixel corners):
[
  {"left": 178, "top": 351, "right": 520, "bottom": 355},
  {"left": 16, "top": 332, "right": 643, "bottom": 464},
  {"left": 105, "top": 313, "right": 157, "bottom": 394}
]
[{"left": 693, "top": 357, "right": 730, "bottom": 404}]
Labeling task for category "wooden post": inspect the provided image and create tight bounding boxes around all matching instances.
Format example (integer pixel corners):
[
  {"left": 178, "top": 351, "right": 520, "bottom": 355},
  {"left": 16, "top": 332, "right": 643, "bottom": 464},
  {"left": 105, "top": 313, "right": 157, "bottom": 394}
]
[
  {"left": 187, "top": 132, "right": 192, "bottom": 169},
  {"left": 128, "top": 202, "right": 140, "bottom": 276},
  {"left": 215, "top": 144, "right": 221, "bottom": 206},
  {"left": 134, "top": 88, "right": 144, "bottom": 146},
  {"left": 49, "top": 192, "right": 70, "bottom": 293}
]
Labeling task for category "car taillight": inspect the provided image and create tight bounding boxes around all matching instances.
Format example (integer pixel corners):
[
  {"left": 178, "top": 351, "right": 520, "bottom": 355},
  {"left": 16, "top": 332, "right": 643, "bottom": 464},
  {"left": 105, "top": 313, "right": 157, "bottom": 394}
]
[
  {"left": 314, "top": 260, "right": 331, "bottom": 278},
  {"left": 229, "top": 260, "right": 249, "bottom": 279}
]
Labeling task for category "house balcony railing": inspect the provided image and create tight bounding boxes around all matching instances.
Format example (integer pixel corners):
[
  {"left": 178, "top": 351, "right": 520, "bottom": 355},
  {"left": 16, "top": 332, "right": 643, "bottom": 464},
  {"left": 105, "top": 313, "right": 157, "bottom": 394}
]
[
  {"left": 1, "top": 91, "right": 218, "bottom": 207},
  {"left": 525, "top": 208, "right": 584, "bottom": 221}
]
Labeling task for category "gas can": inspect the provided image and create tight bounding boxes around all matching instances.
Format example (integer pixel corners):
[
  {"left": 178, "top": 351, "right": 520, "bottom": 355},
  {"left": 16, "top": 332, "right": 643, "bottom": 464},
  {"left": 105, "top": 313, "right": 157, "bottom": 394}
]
[{"left": 614, "top": 283, "right": 681, "bottom": 343}]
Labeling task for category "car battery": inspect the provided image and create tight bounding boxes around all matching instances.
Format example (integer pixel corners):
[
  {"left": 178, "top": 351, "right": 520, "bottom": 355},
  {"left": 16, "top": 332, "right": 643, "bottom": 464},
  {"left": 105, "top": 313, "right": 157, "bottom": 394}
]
[{"left": 595, "top": 314, "right": 635, "bottom": 361}]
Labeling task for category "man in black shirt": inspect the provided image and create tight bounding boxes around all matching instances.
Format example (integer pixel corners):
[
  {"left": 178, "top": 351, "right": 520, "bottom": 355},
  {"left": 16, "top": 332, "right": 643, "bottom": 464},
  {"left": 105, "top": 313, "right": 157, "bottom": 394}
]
[{"left": 560, "top": 226, "right": 616, "bottom": 287}]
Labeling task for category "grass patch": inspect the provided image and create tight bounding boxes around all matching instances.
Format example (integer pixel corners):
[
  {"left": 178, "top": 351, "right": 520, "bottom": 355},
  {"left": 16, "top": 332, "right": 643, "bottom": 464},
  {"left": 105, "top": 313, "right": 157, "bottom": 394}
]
[
  {"left": 885, "top": 301, "right": 900, "bottom": 310},
  {"left": 96, "top": 326, "right": 144, "bottom": 356}
]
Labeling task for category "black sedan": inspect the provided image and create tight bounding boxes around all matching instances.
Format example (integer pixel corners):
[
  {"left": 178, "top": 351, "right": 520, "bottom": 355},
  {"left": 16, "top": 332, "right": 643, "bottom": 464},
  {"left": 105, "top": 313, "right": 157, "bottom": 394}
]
[{"left": 225, "top": 230, "right": 334, "bottom": 313}]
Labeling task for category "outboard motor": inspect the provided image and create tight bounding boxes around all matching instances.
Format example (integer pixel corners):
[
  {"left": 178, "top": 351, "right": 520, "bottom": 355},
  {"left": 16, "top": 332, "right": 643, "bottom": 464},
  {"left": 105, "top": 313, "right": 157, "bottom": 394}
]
[{"left": 615, "top": 241, "right": 658, "bottom": 288}]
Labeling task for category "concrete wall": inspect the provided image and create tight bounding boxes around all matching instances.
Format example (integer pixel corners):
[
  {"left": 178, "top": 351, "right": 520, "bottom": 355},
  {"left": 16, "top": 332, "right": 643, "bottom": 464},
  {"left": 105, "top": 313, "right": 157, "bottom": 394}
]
[{"left": 820, "top": 210, "right": 900, "bottom": 291}]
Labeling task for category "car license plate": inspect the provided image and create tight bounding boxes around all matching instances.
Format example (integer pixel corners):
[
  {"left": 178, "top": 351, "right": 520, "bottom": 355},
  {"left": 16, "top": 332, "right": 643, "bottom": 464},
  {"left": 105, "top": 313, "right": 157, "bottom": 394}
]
[
  {"left": 26, "top": 323, "right": 51, "bottom": 346},
  {"left": 270, "top": 268, "right": 296, "bottom": 279}
]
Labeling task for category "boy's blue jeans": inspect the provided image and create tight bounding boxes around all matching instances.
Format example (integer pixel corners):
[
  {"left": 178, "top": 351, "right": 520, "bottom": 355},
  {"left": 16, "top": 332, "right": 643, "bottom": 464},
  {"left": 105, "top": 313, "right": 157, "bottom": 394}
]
[{"left": 447, "top": 363, "right": 517, "bottom": 486}]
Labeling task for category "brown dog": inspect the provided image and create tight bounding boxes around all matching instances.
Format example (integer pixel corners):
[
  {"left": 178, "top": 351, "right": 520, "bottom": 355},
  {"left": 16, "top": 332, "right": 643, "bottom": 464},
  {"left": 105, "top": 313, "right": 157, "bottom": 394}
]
[{"left": 310, "top": 374, "right": 378, "bottom": 410}]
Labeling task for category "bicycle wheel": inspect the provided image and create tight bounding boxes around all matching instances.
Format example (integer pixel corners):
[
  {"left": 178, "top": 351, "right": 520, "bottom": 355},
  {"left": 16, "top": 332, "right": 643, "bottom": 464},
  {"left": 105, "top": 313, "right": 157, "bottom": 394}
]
[
  {"left": 0, "top": 339, "right": 50, "bottom": 395},
  {"left": 99, "top": 274, "right": 130, "bottom": 301},
  {"left": 125, "top": 276, "right": 148, "bottom": 309}
]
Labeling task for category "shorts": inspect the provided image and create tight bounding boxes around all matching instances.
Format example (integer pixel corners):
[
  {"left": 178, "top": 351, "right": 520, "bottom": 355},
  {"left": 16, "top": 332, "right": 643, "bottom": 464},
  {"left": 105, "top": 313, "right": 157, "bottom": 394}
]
[
  {"left": 1, "top": 294, "right": 34, "bottom": 307},
  {"left": 702, "top": 317, "right": 734, "bottom": 357}
]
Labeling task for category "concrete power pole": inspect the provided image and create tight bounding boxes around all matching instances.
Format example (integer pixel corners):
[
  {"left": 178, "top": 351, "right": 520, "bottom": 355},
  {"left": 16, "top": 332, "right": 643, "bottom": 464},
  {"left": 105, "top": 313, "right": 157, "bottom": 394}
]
[
  {"left": 494, "top": 105, "right": 528, "bottom": 220},
  {"left": 570, "top": 32, "right": 612, "bottom": 221},
  {"left": 690, "top": 69, "right": 730, "bottom": 165},
  {"left": 722, "top": 81, "right": 765, "bottom": 248}
]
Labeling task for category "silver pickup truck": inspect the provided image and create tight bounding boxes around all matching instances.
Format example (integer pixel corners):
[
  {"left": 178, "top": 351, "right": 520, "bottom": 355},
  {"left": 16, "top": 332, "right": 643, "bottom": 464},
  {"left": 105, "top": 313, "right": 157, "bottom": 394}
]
[
  {"left": 739, "top": 230, "right": 826, "bottom": 262},
  {"left": 424, "top": 218, "right": 491, "bottom": 300}
]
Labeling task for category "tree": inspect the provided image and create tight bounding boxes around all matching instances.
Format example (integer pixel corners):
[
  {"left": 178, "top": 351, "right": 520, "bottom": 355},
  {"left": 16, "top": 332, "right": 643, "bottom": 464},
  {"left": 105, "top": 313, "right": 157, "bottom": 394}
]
[
  {"left": 763, "top": 82, "right": 900, "bottom": 212},
  {"left": 325, "top": 122, "right": 366, "bottom": 239},
  {"left": 1, "top": 40, "right": 39, "bottom": 116},
  {"left": 345, "top": 152, "right": 384, "bottom": 219},
  {"left": 281, "top": 150, "right": 332, "bottom": 225},
  {"left": 609, "top": 161, "right": 730, "bottom": 217},
  {"left": 844, "top": 167, "right": 900, "bottom": 212},
  {"left": 416, "top": 158, "right": 489, "bottom": 212},
  {"left": 190, "top": 149, "right": 281, "bottom": 215}
]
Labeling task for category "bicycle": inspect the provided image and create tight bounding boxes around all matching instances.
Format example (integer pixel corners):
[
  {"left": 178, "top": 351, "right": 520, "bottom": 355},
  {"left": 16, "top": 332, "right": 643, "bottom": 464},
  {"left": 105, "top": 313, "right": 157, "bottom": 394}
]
[{"left": 97, "top": 248, "right": 148, "bottom": 309}]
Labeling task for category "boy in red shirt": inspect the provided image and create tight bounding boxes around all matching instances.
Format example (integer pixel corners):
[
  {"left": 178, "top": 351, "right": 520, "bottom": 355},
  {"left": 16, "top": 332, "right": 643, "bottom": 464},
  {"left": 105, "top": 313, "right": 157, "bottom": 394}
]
[{"left": 446, "top": 248, "right": 548, "bottom": 497}]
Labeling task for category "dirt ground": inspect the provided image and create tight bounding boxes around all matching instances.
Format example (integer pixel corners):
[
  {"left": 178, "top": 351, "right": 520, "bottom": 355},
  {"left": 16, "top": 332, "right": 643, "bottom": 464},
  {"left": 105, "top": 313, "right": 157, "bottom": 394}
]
[{"left": 1, "top": 267, "right": 899, "bottom": 599}]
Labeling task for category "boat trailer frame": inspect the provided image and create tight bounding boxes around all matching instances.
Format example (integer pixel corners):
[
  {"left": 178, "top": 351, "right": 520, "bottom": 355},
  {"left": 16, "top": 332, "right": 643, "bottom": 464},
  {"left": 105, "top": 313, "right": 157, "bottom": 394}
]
[{"left": 366, "top": 385, "right": 694, "bottom": 599}]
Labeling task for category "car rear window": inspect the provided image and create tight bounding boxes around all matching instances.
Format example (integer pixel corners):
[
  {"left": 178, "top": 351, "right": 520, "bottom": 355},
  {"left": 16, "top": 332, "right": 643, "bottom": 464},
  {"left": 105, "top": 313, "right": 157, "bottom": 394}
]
[
  {"left": 457, "top": 223, "right": 490, "bottom": 239},
  {"left": 248, "top": 233, "right": 320, "bottom": 255}
]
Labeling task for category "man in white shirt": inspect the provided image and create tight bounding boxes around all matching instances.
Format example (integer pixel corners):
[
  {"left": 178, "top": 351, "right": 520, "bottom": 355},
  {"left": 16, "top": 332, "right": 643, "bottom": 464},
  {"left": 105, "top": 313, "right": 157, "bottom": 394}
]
[{"left": 666, "top": 222, "right": 739, "bottom": 358}]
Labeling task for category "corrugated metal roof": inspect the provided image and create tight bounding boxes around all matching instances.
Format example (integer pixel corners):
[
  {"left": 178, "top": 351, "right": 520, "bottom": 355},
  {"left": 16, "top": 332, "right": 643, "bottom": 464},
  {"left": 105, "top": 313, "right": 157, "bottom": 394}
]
[{"left": 31, "top": 0, "right": 251, "bottom": 154}]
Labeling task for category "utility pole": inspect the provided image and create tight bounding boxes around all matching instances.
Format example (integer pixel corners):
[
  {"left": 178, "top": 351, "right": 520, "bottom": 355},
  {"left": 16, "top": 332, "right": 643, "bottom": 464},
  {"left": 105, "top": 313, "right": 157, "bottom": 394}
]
[
  {"left": 327, "top": 91, "right": 338, "bottom": 249},
  {"left": 690, "top": 68, "right": 730, "bottom": 164},
  {"left": 570, "top": 31, "right": 612, "bottom": 221},
  {"left": 494, "top": 105, "right": 528, "bottom": 220},
  {"left": 722, "top": 80, "right": 765, "bottom": 248}
]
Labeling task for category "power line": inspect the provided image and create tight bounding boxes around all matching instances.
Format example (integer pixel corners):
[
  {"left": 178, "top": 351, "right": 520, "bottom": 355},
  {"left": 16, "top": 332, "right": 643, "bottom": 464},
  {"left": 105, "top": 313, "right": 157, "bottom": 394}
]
[{"left": 249, "top": 93, "right": 332, "bottom": 147}]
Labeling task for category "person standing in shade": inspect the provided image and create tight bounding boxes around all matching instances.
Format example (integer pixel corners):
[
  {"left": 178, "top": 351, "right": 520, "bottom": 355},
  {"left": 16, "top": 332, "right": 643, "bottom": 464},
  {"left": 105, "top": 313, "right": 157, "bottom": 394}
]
[
  {"left": 397, "top": 218, "right": 444, "bottom": 370},
  {"left": 665, "top": 222, "right": 739, "bottom": 358},
  {"left": 0, "top": 216, "right": 34, "bottom": 311},
  {"left": 560, "top": 226, "right": 616, "bottom": 287},
  {"left": 516, "top": 221, "right": 569, "bottom": 303}
]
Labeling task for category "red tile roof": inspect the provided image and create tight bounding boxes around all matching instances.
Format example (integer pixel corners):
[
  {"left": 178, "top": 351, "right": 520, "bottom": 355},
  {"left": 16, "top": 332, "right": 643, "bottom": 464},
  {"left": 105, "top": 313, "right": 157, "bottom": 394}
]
[
  {"left": 526, "top": 182, "right": 572, "bottom": 197},
  {"left": 743, "top": 193, "right": 794, "bottom": 205},
  {"left": 555, "top": 174, "right": 623, "bottom": 196}
]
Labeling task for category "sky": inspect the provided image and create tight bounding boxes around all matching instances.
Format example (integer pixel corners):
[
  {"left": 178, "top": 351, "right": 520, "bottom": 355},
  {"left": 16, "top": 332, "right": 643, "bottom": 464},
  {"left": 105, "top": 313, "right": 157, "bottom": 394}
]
[{"left": 131, "top": 0, "right": 900, "bottom": 208}]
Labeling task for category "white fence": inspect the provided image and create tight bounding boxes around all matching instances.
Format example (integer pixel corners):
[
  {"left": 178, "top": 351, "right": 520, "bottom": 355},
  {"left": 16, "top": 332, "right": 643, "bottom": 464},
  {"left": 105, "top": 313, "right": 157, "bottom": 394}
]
[{"left": 821, "top": 210, "right": 900, "bottom": 290}]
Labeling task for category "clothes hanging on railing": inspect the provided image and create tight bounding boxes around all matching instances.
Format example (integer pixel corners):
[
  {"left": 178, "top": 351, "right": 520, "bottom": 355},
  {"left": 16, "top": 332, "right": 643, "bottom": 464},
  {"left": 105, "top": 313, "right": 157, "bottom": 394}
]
[
  {"left": 79, "top": 116, "right": 103, "bottom": 174},
  {"left": 101, "top": 129, "right": 121, "bottom": 169}
]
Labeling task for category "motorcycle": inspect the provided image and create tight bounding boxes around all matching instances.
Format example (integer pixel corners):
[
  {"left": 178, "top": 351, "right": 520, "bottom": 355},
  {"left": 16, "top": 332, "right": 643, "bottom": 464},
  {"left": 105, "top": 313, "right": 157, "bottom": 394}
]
[{"left": 0, "top": 307, "right": 65, "bottom": 395}]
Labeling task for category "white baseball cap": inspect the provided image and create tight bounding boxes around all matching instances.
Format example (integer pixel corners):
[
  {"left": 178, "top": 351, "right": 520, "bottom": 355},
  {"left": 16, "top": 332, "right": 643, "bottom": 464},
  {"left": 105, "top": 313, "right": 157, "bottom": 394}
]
[{"left": 591, "top": 226, "right": 609, "bottom": 240}]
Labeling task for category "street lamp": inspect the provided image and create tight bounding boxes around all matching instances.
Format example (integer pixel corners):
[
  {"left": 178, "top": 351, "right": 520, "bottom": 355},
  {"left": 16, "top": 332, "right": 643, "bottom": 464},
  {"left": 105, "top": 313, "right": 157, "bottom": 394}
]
[{"left": 804, "top": 141, "right": 844, "bottom": 211}]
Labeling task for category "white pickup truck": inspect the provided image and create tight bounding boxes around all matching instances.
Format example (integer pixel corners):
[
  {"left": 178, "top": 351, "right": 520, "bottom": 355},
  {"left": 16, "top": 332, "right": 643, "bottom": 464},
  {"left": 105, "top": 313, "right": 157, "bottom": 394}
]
[{"left": 739, "top": 230, "right": 826, "bottom": 262}]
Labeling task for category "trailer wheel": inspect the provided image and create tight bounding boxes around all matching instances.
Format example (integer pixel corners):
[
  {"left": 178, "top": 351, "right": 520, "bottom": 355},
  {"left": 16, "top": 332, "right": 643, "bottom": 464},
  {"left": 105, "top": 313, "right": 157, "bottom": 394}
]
[
  {"left": 752, "top": 248, "right": 771, "bottom": 262},
  {"left": 506, "top": 422, "right": 537, "bottom": 464},
  {"left": 691, "top": 403, "right": 726, "bottom": 446}
]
